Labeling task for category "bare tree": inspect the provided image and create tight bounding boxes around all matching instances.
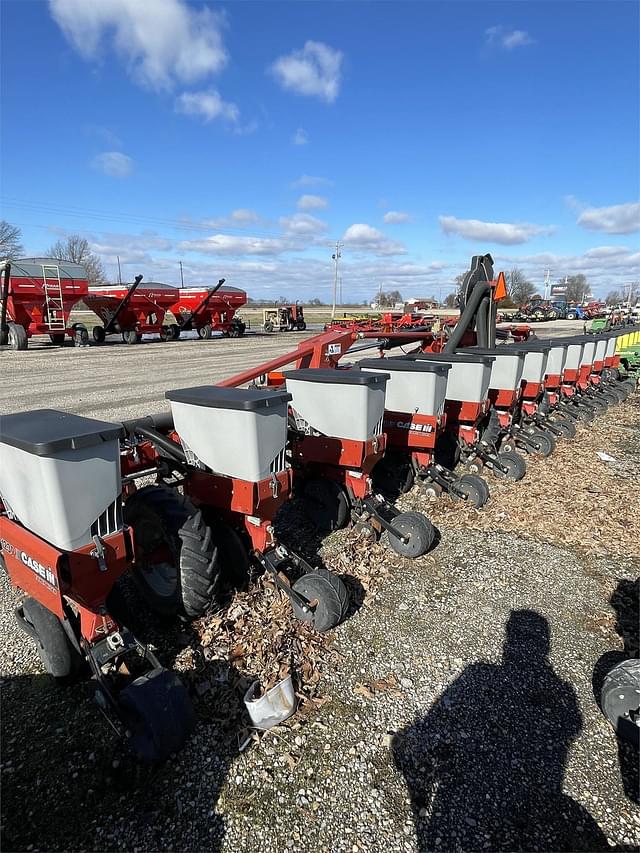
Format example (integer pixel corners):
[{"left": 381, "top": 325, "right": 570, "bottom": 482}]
[
  {"left": 444, "top": 291, "right": 458, "bottom": 308},
  {"left": 0, "top": 220, "right": 24, "bottom": 258},
  {"left": 507, "top": 267, "right": 536, "bottom": 306},
  {"left": 605, "top": 289, "right": 622, "bottom": 305},
  {"left": 560, "top": 274, "right": 590, "bottom": 304},
  {"left": 374, "top": 290, "right": 403, "bottom": 307},
  {"left": 47, "top": 235, "right": 106, "bottom": 285}
]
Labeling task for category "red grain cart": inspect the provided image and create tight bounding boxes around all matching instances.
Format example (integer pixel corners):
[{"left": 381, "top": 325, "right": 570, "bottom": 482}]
[
  {"left": 172, "top": 280, "right": 248, "bottom": 339},
  {"left": 0, "top": 258, "right": 89, "bottom": 350},
  {"left": 85, "top": 279, "right": 180, "bottom": 344}
]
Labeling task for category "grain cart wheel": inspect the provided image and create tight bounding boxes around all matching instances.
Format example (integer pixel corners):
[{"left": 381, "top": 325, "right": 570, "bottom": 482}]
[
  {"left": 72, "top": 323, "right": 89, "bottom": 347},
  {"left": 92, "top": 325, "right": 106, "bottom": 344},
  {"left": 600, "top": 658, "right": 640, "bottom": 748},
  {"left": 123, "top": 485, "right": 221, "bottom": 619},
  {"left": 118, "top": 668, "right": 196, "bottom": 763},
  {"left": 16, "top": 598, "right": 84, "bottom": 683},
  {"left": 159, "top": 325, "right": 170, "bottom": 342},
  {"left": 123, "top": 330, "right": 139, "bottom": 345},
  {"left": 451, "top": 473, "right": 490, "bottom": 508},
  {"left": 528, "top": 429, "right": 556, "bottom": 457},
  {"left": 49, "top": 332, "right": 66, "bottom": 345},
  {"left": 198, "top": 324, "right": 213, "bottom": 339},
  {"left": 494, "top": 450, "right": 527, "bottom": 481},
  {"left": 290, "top": 572, "right": 347, "bottom": 632},
  {"left": 387, "top": 511, "right": 435, "bottom": 558},
  {"left": 552, "top": 417, "right": 577, "bottom": 439},
  {"left": 302, "top": 479, "right": 350, "bottom": 531},
  {"left": 297, "top": 320, "right": 307, "bottom": 331},
  {"left": 263, "top": 321, "right": 274, "bottom": 333},
  {"left": 169, "top": 324, "right": 181, "bottom": 341},
  {"left": 8, "top": 322, "right": 28, "bottom": 350}
]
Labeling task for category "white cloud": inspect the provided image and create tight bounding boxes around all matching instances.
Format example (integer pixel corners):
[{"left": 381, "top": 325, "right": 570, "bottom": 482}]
[
  {"left": 292, "top": 174, "right": 333, "bottom": 188},
  {"left": 175, "top": 89, "right": 239, "bottom": 123},
  {"left": 199, "top": 209, "right": 262, "bottom": 229},
  {"left": 342, "top": 223, "right": 406, "bottom": 256},
  {"left": 383, "top": 210, "right": 411, "bottom": 224},
  {"left": 485, "top": 26, "right": 535, "bottom": 50},
  {"left": 280, "top": 213, "right": 328, "bottom": 237},
  {"left": 91, "top": 151, "right": 133, "bottom": 178},
  {"left": 439, "top": 215, "right": 554, "bottom": 244},
  {"left": 178, "top": 234, "right": 292, "bottom": 257},
  {"left": 293, "top": 127, "right": 309, "bottom": 145},
  {"left": 575, "top": 201, "right": 640, "bottom": 235},
  {"left": 270, "top": 41, "right": 343, "bottom": 103},
  {"left": 297, "top": 194, "right": 328, "bottom": 211},
  {"left": 49, "top": 0, "right": 228, "bottom": 90}
]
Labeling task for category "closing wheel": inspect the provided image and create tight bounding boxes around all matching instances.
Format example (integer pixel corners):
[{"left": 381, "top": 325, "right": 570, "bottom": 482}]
[
  {"left": 528, "top": 429, "right": 556, "bottom": 457},
  {"left": 451, "top": 473, "right": 490, "bottom": 508},
  {"left": 302, "top": 479, "right": 350, "bottom": 532},
  {"left": 197, "top": 324, "right": 212, "bottom": 339},
  {"left": 7, "top": 322, "right": 28, "bottom": 350},
  {"left": 122, "top": 329, "right": 139, "bottom": 345},
  {"left": 17, "top": 597, "right": 85, "bottom": 683},
  {"left": 123, "top": 485, "right": 221, "bottom": 619},
  {"left": 494, "top": 450, "right": 527, "bottom": 481},
  {"left": 600, "top": 658, "right": 640, "bottom": 748},
  {"left": 118, "top": 668, "right": 196, "bottom": 763},
  {"left": 574, "top": 403, "right": 596, "bottom": 423},
  {"left": 92, "top": 325, "right": 106, "bottom": 344},
  {"left": 589, "top": 396, "right": 608, "bottom": 413},
  {"left": 169, "top": 323, "right": 181, "bottom": 341},
  {"left": 72, "top": 323, "right": 89, "bottom": 347},
  {"left": 49, "top": 332, "right": 66, "bottom": 345},
  {"left": 599, "top": 390, "right": 619, "bottom": 406},
  {"left": 609, "top": 384, "right": 629, "bottom": 402},
  {"left": 551, "top": 416, "right": 577, "bottom": 439},
  {"left": 386, "top": 511, "right": 435, "bottom": 558},
  {"left": 290, "top": 572, "right": 348, "bottom": 632}
]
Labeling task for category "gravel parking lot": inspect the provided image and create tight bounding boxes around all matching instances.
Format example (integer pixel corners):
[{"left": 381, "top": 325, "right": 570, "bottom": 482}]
[{"left": 1, "top": 323, "right": 638, "bottom": 852}]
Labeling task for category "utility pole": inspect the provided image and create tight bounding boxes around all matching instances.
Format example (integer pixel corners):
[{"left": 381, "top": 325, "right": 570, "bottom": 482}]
[
  {"left": 331, "top": 242, "right": 342, "bottom": 318},
  {"left": 179, "top": 260, "right": 184, "bottom": 288},
  {"left": 117, "top": 255, "right": 122, "bottom": 285}
]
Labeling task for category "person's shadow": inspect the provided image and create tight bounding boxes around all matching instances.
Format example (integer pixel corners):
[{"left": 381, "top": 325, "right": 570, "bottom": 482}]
[{"left": 393, "top": 609, "right": 609, "bottom": 852}]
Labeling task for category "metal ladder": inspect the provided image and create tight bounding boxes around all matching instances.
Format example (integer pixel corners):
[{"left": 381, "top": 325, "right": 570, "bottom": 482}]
[{"left": 41, "top": 264, "right": 65, "bottom": 330}]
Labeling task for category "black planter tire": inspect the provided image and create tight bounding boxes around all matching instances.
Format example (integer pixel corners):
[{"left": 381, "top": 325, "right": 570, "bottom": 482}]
[
  {"left": 123, "top": 485, "right": 221, "bottom": 619},
  {"left": 494, "top": 450, "right": 527, "bottom": 481},
  {"left": 386, "top": 511, "right": 435, "bottom": 558},
  {"left": 600, "top": 658, "right": 640, "bottom": 748},
  {"left": 551, "top": 417, "right": 577, "bottom": 439},
  {"left": 118, "top": 668, "right": 196, "bottom": 763},
  {"left": 528, "top": 429, "right": 556, "bottom": 457},
  {"left": 575, "top": 404, "right": 596, "bottom": 423},
  {"left": 18, "top": 597, "right": 84, "bottom": 682},
  {"left": 290, "top": 572, "right": 347, "bottom": 632},
  {"left": 451, "top": 473, "right": 490, "bottom": 508},
  {"left": 302, "top": 479, "right": 350, "bottom": 532}
]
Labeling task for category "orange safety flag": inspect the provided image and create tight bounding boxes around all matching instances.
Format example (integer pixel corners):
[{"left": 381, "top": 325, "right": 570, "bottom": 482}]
[{"left": 494, "top": 271, "right": 508, "bottom": 301}]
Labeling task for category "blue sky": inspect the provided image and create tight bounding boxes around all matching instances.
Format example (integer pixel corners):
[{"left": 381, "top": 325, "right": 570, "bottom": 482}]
[{"left": 1, "top": 0, "right": 638, "bottom": 301}]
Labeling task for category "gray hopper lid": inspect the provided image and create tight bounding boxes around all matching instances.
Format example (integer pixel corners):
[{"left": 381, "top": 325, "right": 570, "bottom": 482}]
[
  {"left": 166, "top": 386, "right": 291, "bottom": 411},
  {"left": 454, "top": 347, "right": 524, "bottom": 359},
  {"left": 505, "top": 341, "right": 553, "bottom": 352},
  {"left": 284, "top": 368, "right": 389, "bottom": 386},
  {"left": 406, "top": 352, "right": 496, "bottom": 365},
  {"left": 358, "top": 358, "right": 451, "bottom": 375},
  {"left": 0, "top": 409, "right": 123, "bottom": 456}
]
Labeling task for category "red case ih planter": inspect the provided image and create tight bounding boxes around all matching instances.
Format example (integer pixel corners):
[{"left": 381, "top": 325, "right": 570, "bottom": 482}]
[
  {"left": 0, "top": 259, "right": 89, "bottom": 350},
  {"left": 85, "top": 279, "right": 180, "bottom": 344},
  {"left": 172, "top": 279, "right": 247, "bottom": 339}
]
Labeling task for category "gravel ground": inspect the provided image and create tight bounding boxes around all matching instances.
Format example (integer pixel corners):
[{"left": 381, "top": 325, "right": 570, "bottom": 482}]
[{"left": 1, "top": 323, "right": 639, "bottom": 852}]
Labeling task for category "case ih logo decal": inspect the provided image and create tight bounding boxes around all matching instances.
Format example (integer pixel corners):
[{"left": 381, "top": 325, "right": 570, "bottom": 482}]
[
  {"left": 384, "top": 419, "right": 434, "bottom": 433},
  {"left": 1, "top": 541, "right": 57, "bottom": 589}
]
